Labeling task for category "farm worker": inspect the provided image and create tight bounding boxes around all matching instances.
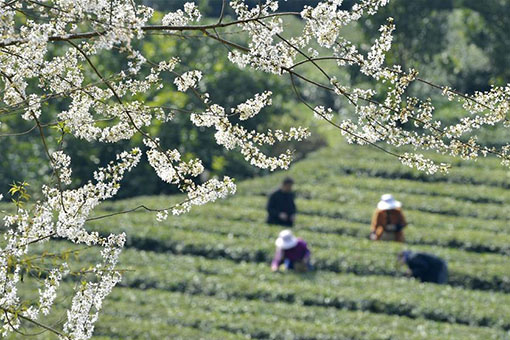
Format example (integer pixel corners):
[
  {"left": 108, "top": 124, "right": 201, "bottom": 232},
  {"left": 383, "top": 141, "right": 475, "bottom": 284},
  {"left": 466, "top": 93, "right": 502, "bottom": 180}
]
[
  {"left": 266, "top": 177, "right": 296, "bottom": 227},
  {"left": 398, "top": 250, "right": 448, "bottom": 284},
  {"left": 370, "top": 194, "right": 407, "bottom": 242},
  {"left": 271, "top": 230, "right": 311, "bottom": 272}
]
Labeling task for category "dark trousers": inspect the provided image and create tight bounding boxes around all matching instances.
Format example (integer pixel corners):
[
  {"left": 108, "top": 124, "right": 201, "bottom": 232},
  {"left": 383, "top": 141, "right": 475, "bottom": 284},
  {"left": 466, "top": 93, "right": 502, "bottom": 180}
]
[{"left": 267, "top": 216, "right": 293, "bottom": 227}]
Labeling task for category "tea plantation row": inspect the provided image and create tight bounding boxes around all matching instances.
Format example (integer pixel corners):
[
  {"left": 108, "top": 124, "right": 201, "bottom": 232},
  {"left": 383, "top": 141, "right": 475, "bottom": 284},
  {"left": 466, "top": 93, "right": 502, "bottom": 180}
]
[{"left": 9, "top": 142, "right": 510, "bottom": 339}]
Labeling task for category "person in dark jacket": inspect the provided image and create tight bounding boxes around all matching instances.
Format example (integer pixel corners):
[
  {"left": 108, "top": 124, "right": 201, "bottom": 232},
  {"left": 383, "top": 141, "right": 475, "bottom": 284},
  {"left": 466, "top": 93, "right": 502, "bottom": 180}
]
[
  {"left": 266, "top": 177, "right": 296, "bottom": 226},
  {"left": 271, "top": 230, "right": 311, "bottom": 272},
  {"left": 398, "top": 250, "right": 448, "bottom": 284}
]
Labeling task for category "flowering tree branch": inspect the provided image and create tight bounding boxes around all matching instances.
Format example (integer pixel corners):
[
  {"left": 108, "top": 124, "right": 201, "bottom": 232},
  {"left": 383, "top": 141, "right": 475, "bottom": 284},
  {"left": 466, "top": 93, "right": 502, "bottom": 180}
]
[{"left": 1, "top": 0, "right": 509, "bottom": 338}]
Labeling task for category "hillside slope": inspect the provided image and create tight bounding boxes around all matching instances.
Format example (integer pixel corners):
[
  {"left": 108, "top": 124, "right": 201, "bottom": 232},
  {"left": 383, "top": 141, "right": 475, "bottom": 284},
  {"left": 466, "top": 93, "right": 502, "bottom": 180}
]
[{"left": 10, "top": 142, "right": 510, "bottom": 339}]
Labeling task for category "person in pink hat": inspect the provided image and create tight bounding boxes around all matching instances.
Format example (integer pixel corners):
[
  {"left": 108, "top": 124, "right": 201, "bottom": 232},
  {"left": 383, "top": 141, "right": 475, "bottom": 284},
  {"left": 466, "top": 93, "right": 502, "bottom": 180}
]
[
  {"left": 271, "top": 230, "right": 311, "bottom": 272},
  {"left": 370, "top": 194, "right": 407, "bottom": 242}
]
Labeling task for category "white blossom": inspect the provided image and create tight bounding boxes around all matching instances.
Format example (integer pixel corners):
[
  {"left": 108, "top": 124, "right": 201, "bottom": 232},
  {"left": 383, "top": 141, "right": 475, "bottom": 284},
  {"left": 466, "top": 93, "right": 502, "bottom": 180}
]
[
  {"left": 156, "top": 210, "right": 169, "bottom": 222},
  {"left": 162, "top": 2, "right": 201, "bottom": 27},
  {"left": 234, "top": 91, "right": 272, "bottom": 120},
  {"left": 174, "top": 70, "right": 203, "bottom": 92},
  {"left": 52, "top": 151, "right": 73, "bottom": 185},
  {"left": 313, "top": 106, "right": 334, "bottom": 121}
]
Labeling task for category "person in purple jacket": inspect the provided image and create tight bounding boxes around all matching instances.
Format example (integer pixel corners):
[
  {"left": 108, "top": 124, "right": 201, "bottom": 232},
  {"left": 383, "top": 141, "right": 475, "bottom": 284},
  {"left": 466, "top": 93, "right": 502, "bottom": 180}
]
[{"left": 271, "top": 230, "right": 311, "bottom": 272}]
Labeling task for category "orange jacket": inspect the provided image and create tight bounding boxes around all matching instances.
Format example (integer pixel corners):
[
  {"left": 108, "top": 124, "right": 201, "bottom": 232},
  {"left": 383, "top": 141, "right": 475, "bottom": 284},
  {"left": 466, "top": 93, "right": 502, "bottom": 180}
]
[{"left": 371, "top": 208, "right": 407, "bottom": 242}]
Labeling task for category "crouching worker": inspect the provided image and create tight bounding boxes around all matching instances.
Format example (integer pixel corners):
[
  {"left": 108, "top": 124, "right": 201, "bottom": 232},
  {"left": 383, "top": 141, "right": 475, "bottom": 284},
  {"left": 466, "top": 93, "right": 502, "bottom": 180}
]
[
  {"left": 398, "top": 250, "right": 448, "bottom": 284},
  {"left": 271, "top": 230, "right": 311, "bottom": 272},
  {"left": 370, "top": 194, "right": 407, "bottom": 242}
]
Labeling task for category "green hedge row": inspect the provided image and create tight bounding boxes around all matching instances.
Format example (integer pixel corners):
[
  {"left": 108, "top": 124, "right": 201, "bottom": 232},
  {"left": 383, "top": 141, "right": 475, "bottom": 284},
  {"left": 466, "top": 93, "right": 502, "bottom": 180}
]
[
  {"left": 292, "top": 184, "right": 506, "bottom": 220},
  {"left": 293, "top": 144, "right": 510, "bottom": 188},
  {"left": 240, "top": 172, "right": 510, "bottom": 205},
  {"left": 86, "top": 216, "right": 510, "bottom": 292},
  {"left": 40, "top": 246, "right": 510, "bottom": 334},
  {"left": 227, "top": 194, "right": 509, "bottom": 229},
  {"left": 20, "top": 241, "right": 510, "bottom": 337},
  {"left": 92, "top": 192, "right": 510, "bottom": 255},
  {"left": 93, "top": 287, "right": 509, "bottom": 340},
  {"left": 181, "top": 201, "right": 510, "bottom": 254},
  {"left": 115, "top": 250, "right": 510, "bottom": 331}
]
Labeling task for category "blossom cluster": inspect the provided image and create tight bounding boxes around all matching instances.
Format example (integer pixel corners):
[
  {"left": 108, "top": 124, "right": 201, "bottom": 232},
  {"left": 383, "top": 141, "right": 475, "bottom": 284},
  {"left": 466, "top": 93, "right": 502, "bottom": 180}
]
[
  {"left": 1, "top": 149, "right": 140, "bottom": 339},
  {"left": 228, "top": 0, "right": 299, "bottom": 74},
  {"left": 0, "top": 1, "right": 316, "bottom": 336},
  {"left": 162, "top": 2, "right": 201, "bottom": 27},
  {"left": 190, "top": 95, "right": 310, "bottom": 170},
  {"left": 298, "top": 1, "right": 510, "bottom": 172}
]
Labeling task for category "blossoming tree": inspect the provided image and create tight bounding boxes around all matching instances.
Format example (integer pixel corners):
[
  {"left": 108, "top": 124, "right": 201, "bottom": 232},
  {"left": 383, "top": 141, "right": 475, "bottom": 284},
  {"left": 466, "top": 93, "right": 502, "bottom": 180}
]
[{"left": 1, "top": 0, "right": 509, "bottom": 338}]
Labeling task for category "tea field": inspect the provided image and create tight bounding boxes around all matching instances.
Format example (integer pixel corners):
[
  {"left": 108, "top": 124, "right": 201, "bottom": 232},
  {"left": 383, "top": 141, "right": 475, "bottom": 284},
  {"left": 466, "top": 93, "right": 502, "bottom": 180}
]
[{"left": 9, "top": 142, "right": 510, "bottom": 339}]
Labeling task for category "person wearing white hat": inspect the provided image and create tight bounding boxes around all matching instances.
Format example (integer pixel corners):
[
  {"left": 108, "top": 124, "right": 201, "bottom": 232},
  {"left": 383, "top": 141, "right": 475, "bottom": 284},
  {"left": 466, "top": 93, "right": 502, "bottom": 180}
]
[
  {"left": 271, "top": 230, "right": 311, "bottom": 272},
  {"left": 370, "top": 194, "right": 407, "bottom": 242}
]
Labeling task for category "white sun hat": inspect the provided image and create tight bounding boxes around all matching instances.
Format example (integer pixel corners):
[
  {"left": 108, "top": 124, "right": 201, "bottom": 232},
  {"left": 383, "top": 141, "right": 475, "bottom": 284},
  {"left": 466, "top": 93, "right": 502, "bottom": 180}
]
[
  {"left": 275, "top": 229, "right": 299, "bottom": 250},
  {"left": 377, "top": 194, "right": 402, "bottom": 210}
]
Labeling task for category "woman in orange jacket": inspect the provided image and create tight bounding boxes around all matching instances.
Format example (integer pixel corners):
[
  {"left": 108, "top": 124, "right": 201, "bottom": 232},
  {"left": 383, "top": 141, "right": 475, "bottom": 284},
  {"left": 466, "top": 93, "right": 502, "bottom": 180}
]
[{"left": 370, "top": 194, "right": 407, "bottom": 242}]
